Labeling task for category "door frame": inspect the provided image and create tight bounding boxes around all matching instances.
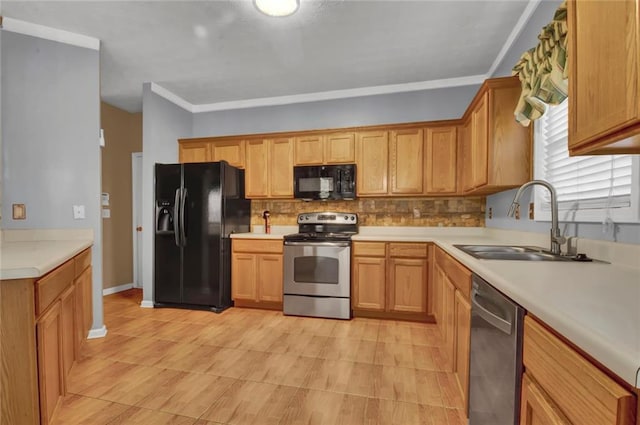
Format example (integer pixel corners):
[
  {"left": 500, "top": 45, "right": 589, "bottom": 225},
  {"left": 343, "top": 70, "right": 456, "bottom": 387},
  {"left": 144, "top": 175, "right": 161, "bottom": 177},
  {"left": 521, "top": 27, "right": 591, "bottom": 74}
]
[{"left": 131, "top": 152, "right": 143, "bottom": 288}]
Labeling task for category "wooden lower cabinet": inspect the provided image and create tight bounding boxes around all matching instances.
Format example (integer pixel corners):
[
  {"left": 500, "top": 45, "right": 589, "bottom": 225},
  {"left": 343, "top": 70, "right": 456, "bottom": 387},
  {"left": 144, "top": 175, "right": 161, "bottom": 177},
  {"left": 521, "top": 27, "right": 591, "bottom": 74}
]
[
  {"left": 231, "top": 239, "right": 284, "bottom": 309},
  {"left": 352, "top": 242, "right": 429, "bottom": 320},
  {"left": 1, "top": 248, "right": 93, "bottom": 425},
  {"left": 352, "top": 256, "right": 386, "bottom": 311},
  {"left": 36, "top": 301, "right": 64, "bottom": 425},
  {"left": 522, "top": 316, "right": 636, "bottom": 425},
  {"left": 520, "top": 373, "right": 572, "bottom": 425},
  {"left": 432, "top": 246, "right": 472, "bottom": 416}
]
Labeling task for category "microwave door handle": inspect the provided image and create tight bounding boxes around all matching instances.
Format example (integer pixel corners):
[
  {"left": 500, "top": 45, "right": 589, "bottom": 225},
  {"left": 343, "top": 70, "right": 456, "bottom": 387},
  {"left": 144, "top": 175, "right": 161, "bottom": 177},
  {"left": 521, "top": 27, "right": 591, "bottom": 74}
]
[{"left": 337, "top": 169, "right": 341, "bottom": 193}]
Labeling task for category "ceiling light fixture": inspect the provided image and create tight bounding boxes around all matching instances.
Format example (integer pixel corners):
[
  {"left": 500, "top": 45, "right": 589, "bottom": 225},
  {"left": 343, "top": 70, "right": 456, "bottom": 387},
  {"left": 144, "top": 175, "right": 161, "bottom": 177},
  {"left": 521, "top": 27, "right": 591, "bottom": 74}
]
[{"left": 254, "top": 0, "right": 300, "bottom": 17}]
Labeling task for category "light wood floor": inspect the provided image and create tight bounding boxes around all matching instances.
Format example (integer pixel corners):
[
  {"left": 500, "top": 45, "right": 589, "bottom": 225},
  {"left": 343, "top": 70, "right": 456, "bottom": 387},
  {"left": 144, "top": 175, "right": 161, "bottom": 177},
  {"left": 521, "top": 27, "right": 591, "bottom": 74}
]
[{"left": 53, "top": 289, "right": 466, "bottom": 425}]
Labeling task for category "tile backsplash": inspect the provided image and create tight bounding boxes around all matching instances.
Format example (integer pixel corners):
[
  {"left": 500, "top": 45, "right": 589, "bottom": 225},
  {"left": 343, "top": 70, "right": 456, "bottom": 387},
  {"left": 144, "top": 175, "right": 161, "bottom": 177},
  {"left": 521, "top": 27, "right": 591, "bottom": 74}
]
[{"left": 251, "top": 198, "right": 485, "bottom": 229}]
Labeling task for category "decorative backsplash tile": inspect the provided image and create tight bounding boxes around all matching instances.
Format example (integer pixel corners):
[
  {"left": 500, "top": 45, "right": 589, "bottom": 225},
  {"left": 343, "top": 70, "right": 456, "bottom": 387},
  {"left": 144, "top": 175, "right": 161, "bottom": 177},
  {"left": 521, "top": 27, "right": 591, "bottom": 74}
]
[{"left": 250, "top": 198, "right": 485, "bottom": 229}]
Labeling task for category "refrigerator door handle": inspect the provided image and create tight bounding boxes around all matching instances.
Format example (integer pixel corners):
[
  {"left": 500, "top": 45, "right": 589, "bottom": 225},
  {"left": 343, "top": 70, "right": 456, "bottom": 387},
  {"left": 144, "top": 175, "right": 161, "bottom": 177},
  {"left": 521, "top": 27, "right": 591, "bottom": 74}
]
[
  {"left": 173, "top": 188, "right": 181, "bottom": 247},
  {"left": 180, "top": 188, "right": 188, "bottom": 246}
]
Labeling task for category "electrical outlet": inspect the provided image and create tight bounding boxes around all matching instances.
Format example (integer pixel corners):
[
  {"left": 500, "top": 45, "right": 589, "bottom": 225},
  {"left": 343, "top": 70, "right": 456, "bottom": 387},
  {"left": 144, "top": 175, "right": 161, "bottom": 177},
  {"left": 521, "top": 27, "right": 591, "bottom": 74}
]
[
  {"left": 529, "top": 203, "right": 535, "bottom": 220},
  {"left": 514, "top": 205, "right": 521, "bottom": 220},
  {"left": 412, "top": 208, "right": 421, "bottom": 218},
  {"left": 488, "top": 207, "right": 493, "bottom": 219},
  {"left": 73, "top": 205, "right": 85, "bottom": 220}
]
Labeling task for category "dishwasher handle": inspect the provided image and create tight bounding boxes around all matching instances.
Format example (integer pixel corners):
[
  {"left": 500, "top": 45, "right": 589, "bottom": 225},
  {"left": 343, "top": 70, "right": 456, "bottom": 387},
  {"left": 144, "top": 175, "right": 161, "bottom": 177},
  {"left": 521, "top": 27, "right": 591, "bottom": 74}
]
[{"left": 472, "top": 287, "right": 513, "bottom": 335}]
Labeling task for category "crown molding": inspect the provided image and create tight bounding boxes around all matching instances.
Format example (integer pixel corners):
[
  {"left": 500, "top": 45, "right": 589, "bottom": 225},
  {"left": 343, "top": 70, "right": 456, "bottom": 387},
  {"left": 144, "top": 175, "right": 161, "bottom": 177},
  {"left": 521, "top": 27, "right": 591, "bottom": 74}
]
[
  {"left": 1, "top": 17, "right": 100, "bottom": 51},
  {"left": 486, "top": 0, "right": 542, "bottom": 78},
  {"left": 151, "top": 74, "right": 486, "bottom": 114},
  {"left": 150, "top": 83, "right": 194, "bottom": 112}
]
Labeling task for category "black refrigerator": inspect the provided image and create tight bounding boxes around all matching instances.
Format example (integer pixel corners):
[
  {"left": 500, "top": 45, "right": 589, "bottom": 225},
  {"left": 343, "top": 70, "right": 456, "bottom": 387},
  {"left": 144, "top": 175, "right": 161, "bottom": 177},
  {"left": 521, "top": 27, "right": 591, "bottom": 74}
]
[{"left": 154, "top": 161, "right": 250, "bottom": 312}]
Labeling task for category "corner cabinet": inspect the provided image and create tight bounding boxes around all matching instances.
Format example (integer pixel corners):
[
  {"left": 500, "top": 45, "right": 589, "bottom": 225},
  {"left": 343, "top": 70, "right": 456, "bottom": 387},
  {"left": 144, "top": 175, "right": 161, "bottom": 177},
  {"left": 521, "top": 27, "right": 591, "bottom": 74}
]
[
  {"left": 461, "top": 77, "right": 531, "bottom": 194},
  {"left": 231, "top": 239, "right": 284, "bottom": 309},
  {"left": 1, "top": 247, "right": 93, "bottom": 425},
  {"left": 352, "top": 241, "right": 430, "bottom": 321},
  {"left": 521, "top": 315, "right": 636, "bottom": 425},
  {"left": 567, "top": 0, "right": 640, "bottom": 155}
]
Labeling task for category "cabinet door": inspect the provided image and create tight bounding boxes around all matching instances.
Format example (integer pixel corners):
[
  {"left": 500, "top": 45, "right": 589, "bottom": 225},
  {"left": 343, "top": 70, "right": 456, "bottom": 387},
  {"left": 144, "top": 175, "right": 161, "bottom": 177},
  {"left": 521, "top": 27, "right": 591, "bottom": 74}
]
[
  {"left": 211, "top": 140, "right": 245, "bottom": 168},
  {"left": 325, "top": 132, "right": 355, "bottom": 163},
  {"left": 389, "top": 128, "right": 424, "bottom": 194},
  {"left": 568, "top": 0, "right": 640, "bottom": 153},
  {"left": 470, "top": 94, "right": 489, "bottom": 189},
  {"left": 426, "top": 126, "right": 457, "bottom": 194},
  {"left": 387, "top": 258, "right": 427, "bottom": 314},
  {"left": 461, "top": 119, "right": 474, "bottom": 193},
  {"left": 294, "top": 135, "right": 324, "bottom": 165},
  {"left": 352, "top": 257, "right": 386, "bottom": 311},
  {"left": 356, "top": 131, "right": 389, "bottom": 195},
  {"left": 59, "top": 285, "right": 76, "bottom": 380},
  {"left": 179, "top": 142, "right": 210, "bottom": 163},
  {"left": 520, "top": 373, "right": 572, "bottom": 425},
  {"left": 37, "top": 301, "right": 63, "bottom": 425},
  {"left": 454, "top": 290, "right": 471, "bottom": 415},
  {"left": 245, "top": 140, "right": 269, "bottom": 198},
  {"left": 257, "top": 254, "right": 283, "bottom": 303},
  {"left": 232, "top": 253, "right": 257, "bottom": 301},
  {"left": 432, "top": 264, "right": 445, "bottom": 326},
  {"left": 442, "top": 276, "right": 456, "bottom": 372},
  {"left": 269, "top": 137, "right": 294, "bottom": 198}
]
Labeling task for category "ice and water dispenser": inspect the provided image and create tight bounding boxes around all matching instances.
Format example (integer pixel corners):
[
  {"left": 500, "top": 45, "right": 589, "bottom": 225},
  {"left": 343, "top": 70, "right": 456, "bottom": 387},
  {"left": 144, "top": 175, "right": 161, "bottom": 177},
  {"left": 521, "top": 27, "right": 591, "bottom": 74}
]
[{"left": 156, "top": 200, "right": 174, "bottom": 234}]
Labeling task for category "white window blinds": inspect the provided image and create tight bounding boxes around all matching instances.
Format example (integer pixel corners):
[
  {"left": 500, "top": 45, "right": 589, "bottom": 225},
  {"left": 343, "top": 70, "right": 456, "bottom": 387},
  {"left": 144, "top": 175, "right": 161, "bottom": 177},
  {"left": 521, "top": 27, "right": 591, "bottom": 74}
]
[{"left": 537, "top": 100, "right": 633, "bottom": 212}]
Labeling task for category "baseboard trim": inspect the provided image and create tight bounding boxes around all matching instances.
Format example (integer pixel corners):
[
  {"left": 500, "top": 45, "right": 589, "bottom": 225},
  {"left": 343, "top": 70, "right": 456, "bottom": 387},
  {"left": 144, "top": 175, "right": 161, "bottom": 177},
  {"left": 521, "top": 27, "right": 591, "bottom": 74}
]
[
  {"left": 87, "top": 325, "right": 107, "bottom": 339},
  {"left": 102, "top": 283, "right": 134, "bottom": 296},
  {"left": 140, "top": 300, "right": 154, "bottom": 308}
]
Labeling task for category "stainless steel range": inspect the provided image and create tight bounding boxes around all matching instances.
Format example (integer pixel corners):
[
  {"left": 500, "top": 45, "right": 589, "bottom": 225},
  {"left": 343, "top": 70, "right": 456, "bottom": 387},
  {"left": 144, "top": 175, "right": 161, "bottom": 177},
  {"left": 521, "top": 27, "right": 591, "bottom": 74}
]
[{"left": 283, "top": 212, "right": 358, "bottom": 320}]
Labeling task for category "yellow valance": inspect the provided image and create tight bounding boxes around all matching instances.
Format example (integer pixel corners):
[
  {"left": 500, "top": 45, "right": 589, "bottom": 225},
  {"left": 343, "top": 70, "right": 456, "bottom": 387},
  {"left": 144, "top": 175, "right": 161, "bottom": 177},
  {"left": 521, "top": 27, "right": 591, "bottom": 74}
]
[{"left": 512, "top": 1, "right": 568, "bottom": 126}]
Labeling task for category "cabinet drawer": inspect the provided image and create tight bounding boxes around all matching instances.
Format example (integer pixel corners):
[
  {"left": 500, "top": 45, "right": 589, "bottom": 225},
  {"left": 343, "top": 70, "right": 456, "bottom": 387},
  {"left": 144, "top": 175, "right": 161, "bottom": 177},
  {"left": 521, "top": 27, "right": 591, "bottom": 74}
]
[
  {"left": 388, "top": 243, "right": 428, "bottom": 258},
  {"left": 434, "top": 247, "right": 471, "bottom": 299},
  {"left": 233, "top": 239, "right": 283, "bottom": 254},
  {"left": 74, "top": 248, "right": 91, "bottom": 278},
  {"left": 352, "top": 242, "right": 386, "bottom": 257},
  {"left": 523, "top": 316, "right": 636, "bottom": 425},
  {"left": 36, "top": 259, "right": 74, "bottom": 316}
]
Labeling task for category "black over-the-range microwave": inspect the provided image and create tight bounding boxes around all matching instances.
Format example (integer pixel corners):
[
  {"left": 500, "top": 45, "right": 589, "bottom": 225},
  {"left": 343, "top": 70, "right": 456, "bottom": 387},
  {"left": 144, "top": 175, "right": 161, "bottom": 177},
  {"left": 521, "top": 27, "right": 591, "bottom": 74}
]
[{"left": 293, "top": 164, "right": 356, "bottom": 200}]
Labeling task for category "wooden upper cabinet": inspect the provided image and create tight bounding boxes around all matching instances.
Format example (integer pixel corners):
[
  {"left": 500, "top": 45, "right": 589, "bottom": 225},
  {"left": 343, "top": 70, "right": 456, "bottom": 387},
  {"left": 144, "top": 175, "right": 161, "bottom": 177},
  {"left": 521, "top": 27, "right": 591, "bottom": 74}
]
[
  {"left": 245, "top": 138, "right": 293, "bottom": 198},
  {"left": 324, "top": 132, "right": 355, "bottom": 163},
  {"left": 294, "top": 132, "right": 356, "bottom": 165},
  {"left": 461, "top": 77, "right": 531, "bottom": 194},
  {"left": 268, "top": 137, "right": 294, "bottom": 198},
  {"left": 390, "top": 128, "right": 424, "bottom": 194},
  {"left": 568, "top": 0, "right": 640, "bottom": 155},
  {"left": 356, "top": 131, "right": 389, "bottom": 196},
  {"left": 425, "top": 126, "right": 458, "bottom": 194},
  {"left": 245, "top": 139, "right": 269, "bottom": 198},
  {"left": 470, "top": 93, "right": 489, "bottom": 190},
  {"left": 179, "top": 142, "right": 210, "bottom": 163},
  {"left": 211, "top": 140, "right": 245, "bottom": 168},
  {"left": 294, "top": 135, "right": 324, "bottom": 165}
]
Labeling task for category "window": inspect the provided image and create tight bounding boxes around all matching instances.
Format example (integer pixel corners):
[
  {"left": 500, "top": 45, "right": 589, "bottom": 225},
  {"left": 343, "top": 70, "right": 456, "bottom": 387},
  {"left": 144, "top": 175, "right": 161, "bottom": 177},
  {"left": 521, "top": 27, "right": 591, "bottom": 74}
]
[{"left": 533, "top": 100, "right": 640, "bottom": 223}]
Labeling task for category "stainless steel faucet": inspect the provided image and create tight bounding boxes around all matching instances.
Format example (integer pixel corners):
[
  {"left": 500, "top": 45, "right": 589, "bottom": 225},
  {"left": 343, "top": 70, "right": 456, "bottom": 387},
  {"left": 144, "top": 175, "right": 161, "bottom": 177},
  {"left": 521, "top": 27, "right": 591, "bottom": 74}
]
[{"left": 508, "top": 180, "right": 566, "bottom": 255}]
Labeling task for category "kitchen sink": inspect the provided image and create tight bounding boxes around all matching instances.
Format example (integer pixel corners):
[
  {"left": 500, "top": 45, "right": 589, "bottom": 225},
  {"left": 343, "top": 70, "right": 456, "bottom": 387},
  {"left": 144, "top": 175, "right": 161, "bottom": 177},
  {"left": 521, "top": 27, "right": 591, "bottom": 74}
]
[{"left": 454, "top": 245, "right": 574, "bottom": 262}]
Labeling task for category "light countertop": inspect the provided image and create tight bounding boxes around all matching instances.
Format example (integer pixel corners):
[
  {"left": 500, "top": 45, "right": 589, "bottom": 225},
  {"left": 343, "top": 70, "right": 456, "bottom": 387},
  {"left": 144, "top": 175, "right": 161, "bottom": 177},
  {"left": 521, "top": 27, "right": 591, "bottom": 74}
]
[
  {"left": 233, "top": 226, "right": 640, "bottom": 388},
  {"left": 0, "top": 229, "right": 94, "bottom": 280}
]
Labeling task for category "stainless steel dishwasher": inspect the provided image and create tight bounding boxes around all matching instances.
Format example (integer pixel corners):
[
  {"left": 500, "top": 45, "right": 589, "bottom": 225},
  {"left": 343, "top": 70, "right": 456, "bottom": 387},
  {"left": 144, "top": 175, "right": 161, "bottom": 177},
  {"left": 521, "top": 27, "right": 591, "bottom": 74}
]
[{"left": 468, "top": 274, "right": 525, "bottom": 425}]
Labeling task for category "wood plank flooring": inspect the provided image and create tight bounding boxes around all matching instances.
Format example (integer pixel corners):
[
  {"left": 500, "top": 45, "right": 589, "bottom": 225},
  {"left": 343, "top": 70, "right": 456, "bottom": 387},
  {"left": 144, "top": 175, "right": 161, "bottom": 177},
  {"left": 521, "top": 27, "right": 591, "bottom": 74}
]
[{"left": 53, "top": 289, "right": 465, "bottom": 425}]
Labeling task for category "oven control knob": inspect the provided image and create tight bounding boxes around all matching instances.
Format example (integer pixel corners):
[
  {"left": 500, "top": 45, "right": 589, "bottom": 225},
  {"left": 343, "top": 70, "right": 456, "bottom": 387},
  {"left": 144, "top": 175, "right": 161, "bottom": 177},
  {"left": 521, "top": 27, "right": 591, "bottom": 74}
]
[
  {"left": 344, "top": 216, "right": 348, "bottom": 220},
  {"left": 351, "top": 216, "right": 355, "bottom": 220}
]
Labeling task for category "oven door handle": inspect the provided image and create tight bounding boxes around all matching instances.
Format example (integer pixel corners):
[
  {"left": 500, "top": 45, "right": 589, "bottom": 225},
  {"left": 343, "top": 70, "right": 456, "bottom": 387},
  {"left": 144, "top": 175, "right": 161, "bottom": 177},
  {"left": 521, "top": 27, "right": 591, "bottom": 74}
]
[
  {"left": 471, "top": 288, "right": 513, "bottom": 335},
  {"left": 284, "top": 241, "right": 351, "bottom": 247}
]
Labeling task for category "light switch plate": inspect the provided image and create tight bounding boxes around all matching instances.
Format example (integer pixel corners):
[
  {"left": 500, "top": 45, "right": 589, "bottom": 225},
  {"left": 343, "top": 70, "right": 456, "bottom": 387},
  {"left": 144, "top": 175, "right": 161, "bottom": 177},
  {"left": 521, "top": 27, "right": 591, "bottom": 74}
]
[
  {"left": 102, "top": 209, "right": 111, "bottom": 218},
  {"left": 73, "top": 205, "right": 85, "bottom": 219},
  {"left": 12, "top": 204, "right": 26, "bottom": 220}
]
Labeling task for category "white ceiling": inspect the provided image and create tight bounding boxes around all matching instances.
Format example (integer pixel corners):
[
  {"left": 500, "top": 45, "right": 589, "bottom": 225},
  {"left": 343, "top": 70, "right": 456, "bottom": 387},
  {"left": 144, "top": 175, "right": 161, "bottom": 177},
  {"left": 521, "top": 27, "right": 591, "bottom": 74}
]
[{"left": 2, "top": 0, "right": 535, "bottom": 113}]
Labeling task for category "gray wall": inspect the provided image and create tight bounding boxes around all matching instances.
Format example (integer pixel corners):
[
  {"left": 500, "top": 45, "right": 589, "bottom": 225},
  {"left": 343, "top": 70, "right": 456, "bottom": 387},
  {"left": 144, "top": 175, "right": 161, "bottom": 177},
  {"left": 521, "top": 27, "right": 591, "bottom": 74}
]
[
  {"left": 485, "top": 0, "right": 640, "bottom": 245},
  {"left": 192, "top": 85, "right": 479, "bottom": 137},
  {"left": 141, "top": 83, "right": 192, "bottom": 305},
  {"left": 0, "top": 32, "right": 106, "bottom": 325}
]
